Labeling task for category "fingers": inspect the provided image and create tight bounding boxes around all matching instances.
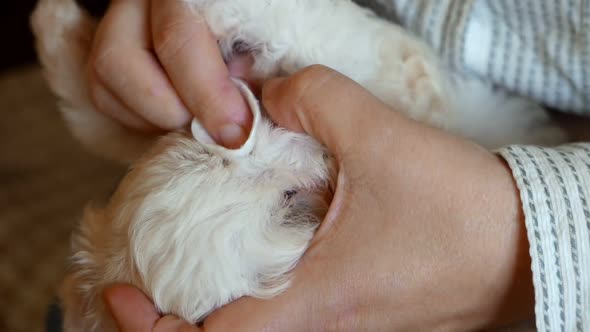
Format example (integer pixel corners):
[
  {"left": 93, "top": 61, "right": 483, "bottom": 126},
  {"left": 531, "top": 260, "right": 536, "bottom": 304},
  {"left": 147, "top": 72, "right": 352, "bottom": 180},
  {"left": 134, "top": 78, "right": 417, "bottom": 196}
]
[
  {"left": 104, "top": 285, "right": 202, "bottom": 332},
  {"left": 262, "top": 65, "right": 392, "bottom": 158},
  {"left": 103, "top": 284, "right": 161, "bottom": 332},
  {"left": 102, "top": 285, "right": 307, "bottom": 332},
  {"left": 89, "top": 0, "right": 254, "bottom": 148},
  {"left": 89, "top": 0, "right": 191, "bottom": 131},
  {"left": 151, "top": 1, "right": 251, "bottom": 148},
  {"left": 87, "top": 70, "right": 158, "bottom": 132}
]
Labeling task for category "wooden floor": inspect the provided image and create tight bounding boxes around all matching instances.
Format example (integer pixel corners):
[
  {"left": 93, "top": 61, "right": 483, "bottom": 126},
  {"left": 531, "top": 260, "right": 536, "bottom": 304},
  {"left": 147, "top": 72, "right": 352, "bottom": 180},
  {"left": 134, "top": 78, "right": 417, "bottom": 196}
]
[
  {"left": 0, "top": 66, "right": 587, "bottom": 332},
  {"left": 0, "top": 66, "right": 125, "bottom": 332}
]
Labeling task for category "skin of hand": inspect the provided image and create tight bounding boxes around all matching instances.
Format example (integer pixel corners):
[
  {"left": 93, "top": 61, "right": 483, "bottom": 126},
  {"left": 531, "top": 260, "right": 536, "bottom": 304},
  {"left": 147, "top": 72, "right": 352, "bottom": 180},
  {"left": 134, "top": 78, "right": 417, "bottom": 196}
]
[
  {"left": 103, "top": 65, "right": 535, "bottom": 331},
  {"left": 87, "top": 0, "right": 252, "bottom": 148}
]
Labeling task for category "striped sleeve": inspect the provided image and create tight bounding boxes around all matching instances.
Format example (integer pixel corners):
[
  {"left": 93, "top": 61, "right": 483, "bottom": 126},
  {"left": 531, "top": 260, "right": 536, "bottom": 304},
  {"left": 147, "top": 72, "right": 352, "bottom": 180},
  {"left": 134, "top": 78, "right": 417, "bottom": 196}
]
[
  {"left": 499, "top": 144, "right": 590, "bottom": 332},
  {"left": 361, "top": 0, "right": 590, "bottom": 114}
]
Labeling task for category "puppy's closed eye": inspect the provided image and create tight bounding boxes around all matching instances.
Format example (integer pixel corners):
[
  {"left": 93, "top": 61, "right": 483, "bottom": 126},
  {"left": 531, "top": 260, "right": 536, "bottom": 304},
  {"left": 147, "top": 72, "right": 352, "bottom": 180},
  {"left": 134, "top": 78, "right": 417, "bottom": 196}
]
[
  {"left": 232, "top": 40, "right": 252, "bottom": 55},
  {"left": 283, "top": 190, "right": 297, "bottom": 200}
]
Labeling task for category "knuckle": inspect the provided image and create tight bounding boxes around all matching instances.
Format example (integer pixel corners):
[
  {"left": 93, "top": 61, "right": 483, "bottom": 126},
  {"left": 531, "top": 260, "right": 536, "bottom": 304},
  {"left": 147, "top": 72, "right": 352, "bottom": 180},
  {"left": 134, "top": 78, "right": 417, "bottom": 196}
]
[
  {"left": 153, "top": 19, "right": 197, "bottom": 61},
  {"left": 297, "top": 64, "right": 334, "bottom": 81},
  {"left": 289, "top": 65, "right": 338, "bottom": 101},
  {"left": 90, "top": 48, "right": 119, "bottom": 83},
  {"left": 87, "top": 81, "right": 110, "bottom": 114},
  {"left": 157, "top": 111, "right": 191, "bottom": 131}
]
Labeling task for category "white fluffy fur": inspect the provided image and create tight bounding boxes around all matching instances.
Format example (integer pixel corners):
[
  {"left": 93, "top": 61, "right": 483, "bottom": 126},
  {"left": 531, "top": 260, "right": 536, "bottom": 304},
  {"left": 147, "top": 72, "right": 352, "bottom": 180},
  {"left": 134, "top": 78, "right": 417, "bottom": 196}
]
[{"left": 31, "top": 0, "right": 566, "bottom": 330}]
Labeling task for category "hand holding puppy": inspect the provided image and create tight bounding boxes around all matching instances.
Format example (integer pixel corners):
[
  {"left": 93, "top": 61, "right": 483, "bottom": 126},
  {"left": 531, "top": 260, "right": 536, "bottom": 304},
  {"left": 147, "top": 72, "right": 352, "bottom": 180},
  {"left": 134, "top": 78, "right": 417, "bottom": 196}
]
[{"left": 105, "top": 66, "right": 534, "bottom": 331}]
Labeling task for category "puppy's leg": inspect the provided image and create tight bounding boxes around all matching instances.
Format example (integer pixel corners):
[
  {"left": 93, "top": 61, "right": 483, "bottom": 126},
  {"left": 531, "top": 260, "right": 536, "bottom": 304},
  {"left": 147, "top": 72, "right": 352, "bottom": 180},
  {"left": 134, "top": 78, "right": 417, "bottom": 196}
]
[
  {"left": 189, "top": 0, "right": 449, "bottom": 117},
  {"left": 31, "top": 0, "right": 153, "bottom": 163},
  {"left": 444, "top": 75, "right": 568, "bottom": 148},
  {"left": 193, "top": 0, "right": 566, "bottom": 147}
]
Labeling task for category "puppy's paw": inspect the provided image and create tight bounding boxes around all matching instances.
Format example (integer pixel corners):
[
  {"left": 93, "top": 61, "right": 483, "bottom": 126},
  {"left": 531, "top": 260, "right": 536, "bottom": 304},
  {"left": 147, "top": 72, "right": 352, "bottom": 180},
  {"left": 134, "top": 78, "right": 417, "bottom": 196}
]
[
  {"left": 372, "top": 36, "right": 450, "bottom": 127},
  {"left": 401, "top": 52, "right": 448, "bottom": 118}
]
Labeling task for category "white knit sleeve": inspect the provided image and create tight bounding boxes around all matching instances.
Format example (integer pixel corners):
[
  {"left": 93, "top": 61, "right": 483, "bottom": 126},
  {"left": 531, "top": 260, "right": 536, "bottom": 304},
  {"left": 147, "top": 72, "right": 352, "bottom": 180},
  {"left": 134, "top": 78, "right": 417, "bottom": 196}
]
[
  {"left": 358, "top": 0, "right": 590, "bottom": 115},
  {"left": 499, "top": 144, "right": 590, "bottom": 332}
]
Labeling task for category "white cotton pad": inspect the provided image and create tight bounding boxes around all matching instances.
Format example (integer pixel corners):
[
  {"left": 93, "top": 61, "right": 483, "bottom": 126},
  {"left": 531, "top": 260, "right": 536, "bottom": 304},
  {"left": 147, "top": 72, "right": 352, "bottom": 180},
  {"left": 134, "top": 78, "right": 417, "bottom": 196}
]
[{"left": 190, "top": 78, "right": 262, "bottom": 158}]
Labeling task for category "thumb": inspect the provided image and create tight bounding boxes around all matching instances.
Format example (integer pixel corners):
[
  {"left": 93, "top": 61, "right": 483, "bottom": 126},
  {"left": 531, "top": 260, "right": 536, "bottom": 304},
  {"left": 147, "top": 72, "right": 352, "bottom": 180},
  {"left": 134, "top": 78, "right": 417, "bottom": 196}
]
[
  {"left": 262, "top": 65, "right": 391, "bottom": 158},
  {"left": 103, "top": 284, "right": 202, "bottom": 332},
  {"left": 103, "top": 284, "right": 161, "bottom": 331}
]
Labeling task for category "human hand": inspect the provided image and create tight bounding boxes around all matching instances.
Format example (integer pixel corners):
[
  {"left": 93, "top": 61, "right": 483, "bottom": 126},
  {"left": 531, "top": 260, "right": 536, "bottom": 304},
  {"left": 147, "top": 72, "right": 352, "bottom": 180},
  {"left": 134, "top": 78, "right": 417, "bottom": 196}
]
[
  {"left": 88, "top": 0, "right": 252, "bottom": 148},
  {"left": 104, "top": 65, "right": 535, "bottom": 331},
  {"left": 103, "top": 285, "right": 201, "bottom": 332}
]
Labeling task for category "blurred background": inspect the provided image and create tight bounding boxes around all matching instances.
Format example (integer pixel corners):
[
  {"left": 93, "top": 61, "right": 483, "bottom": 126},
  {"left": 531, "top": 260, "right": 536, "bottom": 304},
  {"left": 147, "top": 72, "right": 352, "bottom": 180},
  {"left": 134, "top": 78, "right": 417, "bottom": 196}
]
[{"left": 0, "top": 1, "right": 122, "bottom": 332}]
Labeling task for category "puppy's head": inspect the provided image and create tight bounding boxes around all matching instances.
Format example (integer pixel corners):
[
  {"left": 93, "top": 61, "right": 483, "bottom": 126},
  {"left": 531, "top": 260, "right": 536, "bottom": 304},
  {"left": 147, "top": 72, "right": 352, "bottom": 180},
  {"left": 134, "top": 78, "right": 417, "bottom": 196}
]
[{"left": 101, "top": 80, "right": 334, "bottom": 323}]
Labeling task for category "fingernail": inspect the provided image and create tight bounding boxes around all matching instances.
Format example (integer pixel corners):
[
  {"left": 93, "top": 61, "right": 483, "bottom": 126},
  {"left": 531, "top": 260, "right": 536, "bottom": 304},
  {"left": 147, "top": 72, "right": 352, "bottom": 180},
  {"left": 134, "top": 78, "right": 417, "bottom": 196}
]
[{"left": 219, "top": 123, "right": 248, "bottom": 149}]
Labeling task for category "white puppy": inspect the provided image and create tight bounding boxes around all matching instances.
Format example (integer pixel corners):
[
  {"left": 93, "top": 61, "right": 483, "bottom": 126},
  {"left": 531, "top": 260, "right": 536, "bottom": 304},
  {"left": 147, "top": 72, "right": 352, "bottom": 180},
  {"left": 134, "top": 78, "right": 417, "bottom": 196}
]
[{"left": 32, "top": 0, "right": 565, "bottom": 330}]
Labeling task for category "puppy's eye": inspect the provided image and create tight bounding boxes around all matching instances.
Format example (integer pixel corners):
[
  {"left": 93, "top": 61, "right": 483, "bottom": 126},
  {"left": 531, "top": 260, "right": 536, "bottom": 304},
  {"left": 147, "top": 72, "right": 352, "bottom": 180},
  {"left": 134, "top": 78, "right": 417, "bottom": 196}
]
[
  {"left": 283, "top": 190, "right": 297, "bottom": 200},
  {"left": 232, "top": 40, "right": 251, "bottom": 55}
]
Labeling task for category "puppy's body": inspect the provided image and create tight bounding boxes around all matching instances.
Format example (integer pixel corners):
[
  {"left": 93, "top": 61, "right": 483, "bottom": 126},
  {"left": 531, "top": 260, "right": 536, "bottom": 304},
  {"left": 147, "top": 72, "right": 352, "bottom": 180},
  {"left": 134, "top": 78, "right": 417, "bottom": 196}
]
[{"left": 32, "top": 0, "right": 565, "bottom": 330}]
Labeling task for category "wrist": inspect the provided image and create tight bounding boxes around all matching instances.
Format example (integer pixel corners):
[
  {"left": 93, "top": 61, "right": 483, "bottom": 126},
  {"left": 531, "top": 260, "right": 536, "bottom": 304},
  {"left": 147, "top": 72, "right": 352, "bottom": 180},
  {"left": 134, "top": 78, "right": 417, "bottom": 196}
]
[{"left": 470, "top": 156, "right": 535, "bottom": 330}]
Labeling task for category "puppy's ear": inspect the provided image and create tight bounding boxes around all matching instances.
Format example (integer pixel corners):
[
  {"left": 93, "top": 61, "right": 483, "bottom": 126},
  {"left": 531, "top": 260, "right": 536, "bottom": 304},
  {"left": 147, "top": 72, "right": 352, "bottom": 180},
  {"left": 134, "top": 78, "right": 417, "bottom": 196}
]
[{"left": 190, "top": 78, "right": 261, "bottom": 158}]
